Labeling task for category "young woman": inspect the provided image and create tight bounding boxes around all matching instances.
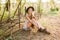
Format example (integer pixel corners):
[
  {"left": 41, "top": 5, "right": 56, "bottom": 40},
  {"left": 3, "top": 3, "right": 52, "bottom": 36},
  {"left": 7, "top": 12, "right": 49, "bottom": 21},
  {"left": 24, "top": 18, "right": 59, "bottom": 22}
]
[{"left": 23, "top": 6, "right": 50, "bottom": 34}]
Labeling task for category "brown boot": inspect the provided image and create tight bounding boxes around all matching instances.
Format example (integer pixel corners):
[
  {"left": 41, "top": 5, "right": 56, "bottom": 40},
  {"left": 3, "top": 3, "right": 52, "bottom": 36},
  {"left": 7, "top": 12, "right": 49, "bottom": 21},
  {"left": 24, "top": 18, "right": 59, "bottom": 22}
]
[{"left": 38, "top": 28, "right": 50, "bottom": 35}]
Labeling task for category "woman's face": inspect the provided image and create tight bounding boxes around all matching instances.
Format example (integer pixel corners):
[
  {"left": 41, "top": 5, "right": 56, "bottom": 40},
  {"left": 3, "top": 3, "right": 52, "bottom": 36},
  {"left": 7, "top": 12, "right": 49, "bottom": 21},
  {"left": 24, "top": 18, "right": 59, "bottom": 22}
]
[{"left": 28, "top": 8, "right": 33, "bottom": 14}]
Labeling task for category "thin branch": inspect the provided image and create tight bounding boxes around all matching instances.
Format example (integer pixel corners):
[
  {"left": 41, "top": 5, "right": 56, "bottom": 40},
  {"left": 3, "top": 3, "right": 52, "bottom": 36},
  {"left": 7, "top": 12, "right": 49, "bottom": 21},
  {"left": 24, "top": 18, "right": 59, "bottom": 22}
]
[
  {"left": 0, "top": 0, "right": 8, "bottom": 22},
  {"left": 12, "top": 0, "right": 22, "bottom": 18}
]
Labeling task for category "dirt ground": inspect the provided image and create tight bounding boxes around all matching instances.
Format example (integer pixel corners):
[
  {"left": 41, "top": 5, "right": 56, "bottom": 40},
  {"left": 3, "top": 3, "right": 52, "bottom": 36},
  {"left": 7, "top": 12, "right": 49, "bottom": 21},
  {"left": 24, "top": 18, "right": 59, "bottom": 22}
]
[{"left": 9, "top": 15, "right": 60, "bottom": 40}]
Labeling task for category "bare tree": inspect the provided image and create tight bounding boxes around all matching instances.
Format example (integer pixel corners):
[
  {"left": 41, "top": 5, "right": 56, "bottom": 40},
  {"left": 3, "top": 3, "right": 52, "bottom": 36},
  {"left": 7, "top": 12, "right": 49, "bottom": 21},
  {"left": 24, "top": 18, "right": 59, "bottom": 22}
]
[{"left": 38, "top": 0, "right": 42, "bottom": 17}]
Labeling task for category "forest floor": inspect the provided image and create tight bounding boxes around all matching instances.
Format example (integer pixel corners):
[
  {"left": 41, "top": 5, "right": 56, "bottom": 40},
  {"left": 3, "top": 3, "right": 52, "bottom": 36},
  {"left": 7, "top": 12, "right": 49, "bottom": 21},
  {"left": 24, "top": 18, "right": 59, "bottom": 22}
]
[{"left": 6, "top": 15, "right": 60, "bottom": 40}]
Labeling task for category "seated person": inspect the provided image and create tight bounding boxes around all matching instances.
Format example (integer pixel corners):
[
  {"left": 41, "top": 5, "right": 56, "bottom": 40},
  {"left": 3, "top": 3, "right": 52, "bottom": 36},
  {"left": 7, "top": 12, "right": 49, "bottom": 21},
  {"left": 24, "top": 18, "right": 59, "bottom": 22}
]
[{"left": 23, "top": 6, "right": 50, "bottom": 34}]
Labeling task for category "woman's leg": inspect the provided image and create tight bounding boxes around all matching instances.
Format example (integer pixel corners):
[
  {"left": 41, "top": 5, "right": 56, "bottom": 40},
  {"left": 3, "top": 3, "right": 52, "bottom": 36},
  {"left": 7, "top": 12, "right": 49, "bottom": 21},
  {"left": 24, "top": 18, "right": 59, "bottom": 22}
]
[
  {"left": 30, "top": 19, "right": 39, "bottom": 33},
  {"left": 31, "top": 19, "right": 45, "bottom": 29},
  {"left": 26, "top": 20, "right": 38, "bottom": 33},
  {"left": 27, "top": 22, "right": 32, "bottom": 28},
  {"left": 31, "top": 19, "right": 50, "bottom": 34}
]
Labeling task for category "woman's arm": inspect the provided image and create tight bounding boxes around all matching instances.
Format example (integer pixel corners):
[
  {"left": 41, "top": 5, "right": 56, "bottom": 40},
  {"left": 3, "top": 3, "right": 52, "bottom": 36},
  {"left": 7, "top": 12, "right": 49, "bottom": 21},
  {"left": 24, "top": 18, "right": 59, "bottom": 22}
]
[
  {"left": 26, "top": 14, "right": 39, "bottom": 27},
  {"left": 26, "top": 14, "right": 32, "bottom": 23}
]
